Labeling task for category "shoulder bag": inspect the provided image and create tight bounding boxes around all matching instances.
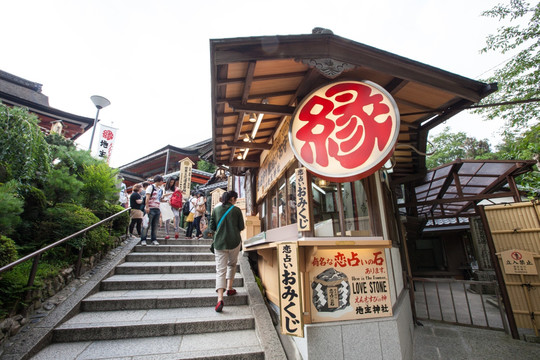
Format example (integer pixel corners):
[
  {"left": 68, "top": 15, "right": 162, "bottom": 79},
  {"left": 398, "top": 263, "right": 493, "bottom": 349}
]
[{"left": 210, "top": 205, "right": 235, "bottom": 253}]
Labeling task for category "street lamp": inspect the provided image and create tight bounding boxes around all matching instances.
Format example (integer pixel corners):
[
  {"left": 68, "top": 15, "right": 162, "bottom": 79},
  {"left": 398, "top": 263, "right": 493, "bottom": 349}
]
[{"left": 88, "top": 95, "right": 111, "bottom": 151}]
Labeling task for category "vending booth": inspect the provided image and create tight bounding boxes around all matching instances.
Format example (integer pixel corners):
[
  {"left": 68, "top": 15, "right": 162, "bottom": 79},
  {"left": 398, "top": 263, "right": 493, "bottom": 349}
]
[{"left": 209, "top": 29, "right": 495, "bottom": 359}]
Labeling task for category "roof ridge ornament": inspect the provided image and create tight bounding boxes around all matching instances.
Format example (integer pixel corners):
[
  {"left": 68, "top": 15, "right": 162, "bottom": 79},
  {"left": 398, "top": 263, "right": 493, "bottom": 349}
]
[{"left": 296, "top": 57, "right": 356, "bottom": 79}]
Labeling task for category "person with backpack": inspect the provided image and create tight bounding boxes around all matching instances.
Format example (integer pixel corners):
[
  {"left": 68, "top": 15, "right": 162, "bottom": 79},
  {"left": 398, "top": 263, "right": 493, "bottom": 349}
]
[
  {"left": 209, "top": 190, "right": 245, "bottom": 312},
  {"left": 141, "top": 175, "right": 164, "bottom": 246},
  {"left": 169, "top": 179, "right": 183, "bottom": 239}
]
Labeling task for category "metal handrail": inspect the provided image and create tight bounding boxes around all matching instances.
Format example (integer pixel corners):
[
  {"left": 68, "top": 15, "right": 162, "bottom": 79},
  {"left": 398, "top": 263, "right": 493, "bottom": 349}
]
[{"left": 0, "top": 208, "right": 130, "bottom": 300}]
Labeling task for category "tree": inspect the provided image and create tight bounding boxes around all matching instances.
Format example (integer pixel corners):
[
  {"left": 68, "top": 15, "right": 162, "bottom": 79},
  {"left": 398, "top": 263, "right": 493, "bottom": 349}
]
[
  {"left": 493, "top": 123, "right": 540, "bottom": 195},
  {"left": 426, "top": 127, "right": 493, "bottom": 169},
  {"left": 197, "top": 159, "right": 216, "bottom": 174},
  {"left": 0, "top": 104, "right": 50, "bottom": 183},
  {"left": 477, "top": 0, "right": 540, "bottom": 129}
]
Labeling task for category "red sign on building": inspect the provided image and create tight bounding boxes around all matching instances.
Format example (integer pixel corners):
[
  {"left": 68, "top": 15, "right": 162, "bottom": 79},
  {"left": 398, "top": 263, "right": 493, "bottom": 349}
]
[{"left": 289, "top": 81, "right": 400, "bottom": 182}]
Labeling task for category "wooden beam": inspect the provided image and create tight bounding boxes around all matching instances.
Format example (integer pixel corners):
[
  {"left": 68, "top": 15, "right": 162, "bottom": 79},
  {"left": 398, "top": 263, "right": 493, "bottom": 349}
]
[
  {"left": 223, "top": 160, "right": 260, "bottom": 168},
  {"left": 216, "top": 90, "right": 297, "bottom": 104},
  {"left": 217, "top": 71, "right": 307, "bottom": 85},
  {"left": 224, "top": 141, "right": 272, "bottom": 150},
  {"left": 228, "top": 101, "right": 295, "bottom": 116}
]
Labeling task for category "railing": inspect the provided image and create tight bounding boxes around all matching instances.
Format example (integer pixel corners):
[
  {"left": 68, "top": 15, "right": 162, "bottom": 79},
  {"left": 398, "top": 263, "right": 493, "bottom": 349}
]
[
  {"left": 0, "top": 208, "right": 130, "bottom": 303},
  {"left": 411, "top": 277, "right": 509, "bottom": 333}
]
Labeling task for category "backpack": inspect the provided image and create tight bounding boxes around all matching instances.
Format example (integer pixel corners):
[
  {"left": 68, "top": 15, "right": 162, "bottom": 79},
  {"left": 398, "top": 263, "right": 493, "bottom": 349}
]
[
  {"left": 182, "top": 198, "right": 191, "bottom": 216},
  {"left": 170, "top": 189, "right": 183, "bottom": 209}
]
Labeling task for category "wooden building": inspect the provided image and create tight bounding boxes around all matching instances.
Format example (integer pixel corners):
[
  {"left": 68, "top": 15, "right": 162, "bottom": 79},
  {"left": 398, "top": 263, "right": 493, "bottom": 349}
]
[
  {"left": 0, "top": 69, "right": 94, "bottom": 140},
  {"left": 209, "top": 29, "right": 499, "bottom": 359}
]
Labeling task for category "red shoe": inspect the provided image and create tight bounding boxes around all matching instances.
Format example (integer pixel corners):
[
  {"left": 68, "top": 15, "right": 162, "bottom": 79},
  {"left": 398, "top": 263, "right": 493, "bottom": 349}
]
[
  {"left": 164, "top": 236, "right": 170, "bottom": 240},
  {"left": 226, "top": 289, "right": 237, "bottom": 296},
  {"left": 215, "top": 300, "right": 224, "bottom": 312},
  {"left": 174, "top": 233, "right": 179, "bottom": 239}
]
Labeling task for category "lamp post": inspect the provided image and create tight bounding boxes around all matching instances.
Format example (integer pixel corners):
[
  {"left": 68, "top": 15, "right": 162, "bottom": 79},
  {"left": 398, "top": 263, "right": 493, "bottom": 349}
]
[{"left": 88, "top": 95, "right": 111, "bottom": 151}]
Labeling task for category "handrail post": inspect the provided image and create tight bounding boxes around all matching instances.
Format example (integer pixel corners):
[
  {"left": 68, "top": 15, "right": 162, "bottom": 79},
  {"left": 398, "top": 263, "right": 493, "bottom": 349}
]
[
  {"left": 75, "top": 247, "right": 84, "bottom": 278},
  {"left": 23, "top": 254, "right": 41, "bottom": 307}
]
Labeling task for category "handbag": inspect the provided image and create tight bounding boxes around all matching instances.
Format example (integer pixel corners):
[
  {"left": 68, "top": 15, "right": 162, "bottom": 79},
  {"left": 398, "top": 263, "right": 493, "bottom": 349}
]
[
  {"left": 130, "top": 209, "right": 143, "bottom": 219},
  {"left": 210, "top": 205, "right": 235, "bottom": 253}
]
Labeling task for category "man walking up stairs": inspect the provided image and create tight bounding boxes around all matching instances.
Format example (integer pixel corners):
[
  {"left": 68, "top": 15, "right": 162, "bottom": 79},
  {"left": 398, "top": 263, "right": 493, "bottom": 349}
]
[{"left": 21, "top": 227, "right": 285, "bottom": 359}]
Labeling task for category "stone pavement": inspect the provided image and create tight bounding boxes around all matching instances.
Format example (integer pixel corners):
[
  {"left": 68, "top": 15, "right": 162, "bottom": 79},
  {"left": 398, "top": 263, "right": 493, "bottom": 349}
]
[{"left": 413, "top": 320, "right": 540, "bottom": 360}]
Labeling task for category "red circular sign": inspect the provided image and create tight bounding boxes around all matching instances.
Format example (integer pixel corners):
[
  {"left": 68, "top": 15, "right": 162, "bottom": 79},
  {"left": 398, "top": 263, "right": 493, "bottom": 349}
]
[
  {"left": 289, "top": 81, "right": 400, "bottom": 182},
  {"left": 102, "top": 130, "right": 114, "bottom": 141}
]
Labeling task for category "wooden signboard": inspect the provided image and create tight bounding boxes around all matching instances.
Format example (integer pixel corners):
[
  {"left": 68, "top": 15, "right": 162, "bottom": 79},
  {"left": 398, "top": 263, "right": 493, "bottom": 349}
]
[
  {"left": 178, "top": 158, "right": 194, "bottom": 196},
  {"left": 308, "top": 248, "right": 392, "bottom": 323},
  {"left": 295, "top": 167, "right": 311, "bottom": 232},
  {"left": 257, "top": 119, "right": 296, "bottom": 202},
  {"left": 500, "top": 249, "right": 538, "bottom": 275},
  {"left": 277, "top": 242, "right": 304, "bottom": 337}
]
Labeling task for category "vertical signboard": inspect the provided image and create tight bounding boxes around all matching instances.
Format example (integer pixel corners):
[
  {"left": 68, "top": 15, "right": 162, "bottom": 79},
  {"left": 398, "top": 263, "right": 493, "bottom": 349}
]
[
  {"left": 278, "top": 242, "right": 304, "bottom": 337},
  {"left": 178, "top": 158, "right": 194, "bottom": 196},
  {"left": 295, "top": 168, "right": 311, "bottom": 232},
  {"left": 309, "top": 248, "right": 392, "bottom": 322},
  {"left": 95, "top": 124, "right": 118, "bottom": 164}
]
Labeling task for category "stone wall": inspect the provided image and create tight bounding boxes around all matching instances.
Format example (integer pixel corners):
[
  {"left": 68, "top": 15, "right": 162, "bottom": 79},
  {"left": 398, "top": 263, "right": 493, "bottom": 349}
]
[{"left": 0, "top": 240, "right": 123, "bottom": 347}]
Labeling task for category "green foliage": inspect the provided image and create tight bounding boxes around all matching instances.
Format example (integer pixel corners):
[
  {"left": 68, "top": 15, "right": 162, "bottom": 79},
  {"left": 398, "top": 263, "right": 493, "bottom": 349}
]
[
  {"left": 0, "top": 259, "right": 67, "bottom": 318},
  {"left": 0, "top": 104, "right": 50, "bottom": 183},
  {"left": 197, "top": 159, "right": 217, "bottom": 173},
  {"left": 494, "top": 123, "right": 540, "bottom": 195},
  {"left": 45, "top": 167, "right": 84, "bottom": 206},
  {"left": 0, "top": 235, "right": 18, "bottom": 268},
  {"left": 17, "top": 184, "right": 47, "bottom": 221},
  {"left": 79, "top": 162, "right": 119, "bottom": 211},
  {"left": 92, "top": 203, "right": 130, "bottom": 237},
  {"left": 426, "top": 127, "right": 493, "bottom": 169},
  {"left": 42, "top": 203, "right": 108, "bottom": 253},
  {"left": 0, "top": 180, "right": 24, "bottom": 236},
  {"left": 477, "top": 0, "right": 540, "bottom": 129}
]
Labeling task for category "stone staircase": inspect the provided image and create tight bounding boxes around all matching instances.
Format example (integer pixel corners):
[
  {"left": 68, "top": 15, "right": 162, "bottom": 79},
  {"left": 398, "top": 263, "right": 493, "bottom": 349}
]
[{"left": 27, "top": 226, "right": 277, "bottom": 359}]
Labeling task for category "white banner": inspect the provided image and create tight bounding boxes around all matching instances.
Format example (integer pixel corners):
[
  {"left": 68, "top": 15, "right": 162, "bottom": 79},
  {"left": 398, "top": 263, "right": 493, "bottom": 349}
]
[{"left": 94, "top": 124, "right": 118, "bottom": 164}]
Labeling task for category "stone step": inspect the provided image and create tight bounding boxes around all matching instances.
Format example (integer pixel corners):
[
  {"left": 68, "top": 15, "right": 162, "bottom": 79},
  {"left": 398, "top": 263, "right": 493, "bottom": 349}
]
[
  {"left": 32, "top": 331, "right": 264, "bottom": 360},
  {"left": 101, "top": 273, "right": 244, "bottom": 291},
  {"left": 115, "top": 261, "right": 219, "bottom": 274},
  {"left": 82, "top": 290, "right": 248, "bottom": 311},
  {"left": 134, "top": 244, "right": 211, "bottom": 253},
  {"left": 126, "top": 252, "right": 215, "bottom": 262},
  {"left": 53, "top": 306, "right": 255, "bottom": 342},
  {"left": 155, "top": 238, "right": 213, "bottom": 245}
]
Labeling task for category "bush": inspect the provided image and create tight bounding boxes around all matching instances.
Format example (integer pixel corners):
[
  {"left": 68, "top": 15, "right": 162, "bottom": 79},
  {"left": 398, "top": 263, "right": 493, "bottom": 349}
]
[
  {"left": 92, "top": 203, "right": 130, "bottom": 237},
  {"left": 0, "top": 235, "right": 18, "bottom": 268},
  {"left": 42, "top": 203, "right": 109, "bottom": 255}
]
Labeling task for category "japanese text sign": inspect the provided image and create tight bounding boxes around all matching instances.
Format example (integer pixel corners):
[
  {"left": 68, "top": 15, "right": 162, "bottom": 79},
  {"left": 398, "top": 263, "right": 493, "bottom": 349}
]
[
  {"left": 500, "top": 249, "right": 538, "bottom": 275},
  {"left": 178, "top": 158, "right": 194, "bottom": 196},
  {"left": 295, "top": 168, "right": 311, "bottom": 232},
  {"left": 309, "top": 248, "right": 392, "bottom": 322},
  {"left": 257, "top": 118, "right": 296, "bottom": 202},
  {"left": 278, "top": 242, "right": 304, "bottom": 337},
  {"left": 95, "top": 124, "right": 117, "bottom": 164},
  {"left": 289, "top": 81, "right": 400, "bottom": 182}
]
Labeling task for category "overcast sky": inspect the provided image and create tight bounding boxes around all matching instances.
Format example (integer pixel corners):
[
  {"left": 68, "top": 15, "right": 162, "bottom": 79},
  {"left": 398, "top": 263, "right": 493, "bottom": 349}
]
[{"left": 2, "top": 0, "right": 515, "bottom": 167}]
